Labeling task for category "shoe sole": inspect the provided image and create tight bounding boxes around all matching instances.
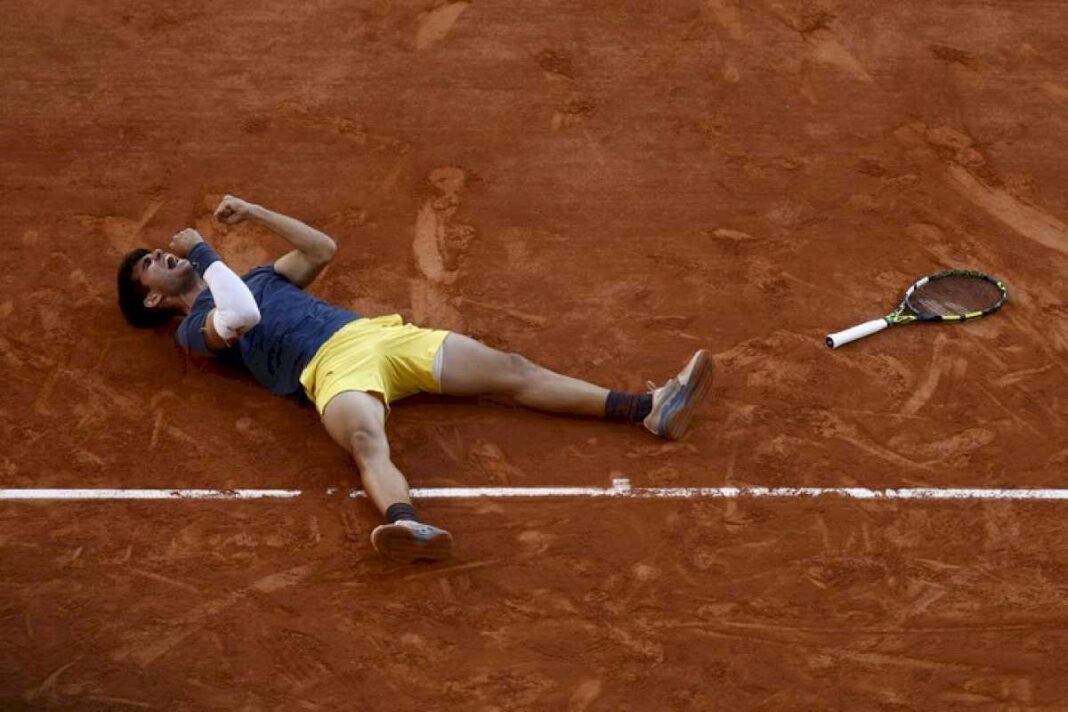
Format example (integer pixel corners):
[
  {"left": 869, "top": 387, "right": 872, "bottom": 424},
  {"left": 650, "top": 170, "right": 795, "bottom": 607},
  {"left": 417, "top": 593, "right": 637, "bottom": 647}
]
[
  {"left": 371, "top": 525, "right": 454, "bottom": 563},
  {"left": 658, "top": 350, "right": 714, "bottom": 440}
]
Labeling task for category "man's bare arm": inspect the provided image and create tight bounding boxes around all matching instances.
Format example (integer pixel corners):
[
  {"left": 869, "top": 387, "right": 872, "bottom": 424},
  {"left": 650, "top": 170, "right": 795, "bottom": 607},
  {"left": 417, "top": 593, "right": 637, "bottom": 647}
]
[{"left": 214, "top": 195, "right": 338, "bottom": 289}]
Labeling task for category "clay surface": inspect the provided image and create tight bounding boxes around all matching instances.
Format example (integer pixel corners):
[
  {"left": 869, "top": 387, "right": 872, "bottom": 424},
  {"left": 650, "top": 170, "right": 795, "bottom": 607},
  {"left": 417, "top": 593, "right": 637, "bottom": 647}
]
[{"left": 3, "top": 0, "right": 1068, "bottom": 708}]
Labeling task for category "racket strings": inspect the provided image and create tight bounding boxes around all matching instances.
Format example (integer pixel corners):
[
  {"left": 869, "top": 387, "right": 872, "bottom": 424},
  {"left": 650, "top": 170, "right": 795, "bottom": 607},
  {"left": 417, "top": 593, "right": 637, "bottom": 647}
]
[{"left": 909, "top": 275, "right": 1003, "bottom": 316}]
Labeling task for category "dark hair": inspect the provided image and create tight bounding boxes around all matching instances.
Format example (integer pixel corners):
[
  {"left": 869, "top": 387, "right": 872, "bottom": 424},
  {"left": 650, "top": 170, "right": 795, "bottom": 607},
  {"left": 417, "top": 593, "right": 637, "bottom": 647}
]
[{"left": 117, "top": 248, "right": 175, "bottom": 328}]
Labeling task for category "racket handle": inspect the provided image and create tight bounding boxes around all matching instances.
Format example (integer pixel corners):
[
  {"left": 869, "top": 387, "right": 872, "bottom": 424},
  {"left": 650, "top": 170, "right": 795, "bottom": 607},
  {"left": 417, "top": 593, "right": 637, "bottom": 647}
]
[{"left": 825, "top": 318, "right": 889, "bottom": 348}]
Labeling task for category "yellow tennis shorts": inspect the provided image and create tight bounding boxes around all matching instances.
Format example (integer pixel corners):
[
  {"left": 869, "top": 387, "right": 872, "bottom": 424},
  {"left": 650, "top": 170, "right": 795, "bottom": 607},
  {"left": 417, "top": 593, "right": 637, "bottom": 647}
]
[{"left": 299, "top": 314, "right": 450, "bottom": 415}]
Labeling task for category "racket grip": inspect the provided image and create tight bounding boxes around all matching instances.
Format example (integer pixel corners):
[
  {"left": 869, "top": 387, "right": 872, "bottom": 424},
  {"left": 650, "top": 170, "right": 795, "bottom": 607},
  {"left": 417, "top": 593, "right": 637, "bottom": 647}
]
[{"left": 825, "top": 319, "right": 889, "bottom": 348}]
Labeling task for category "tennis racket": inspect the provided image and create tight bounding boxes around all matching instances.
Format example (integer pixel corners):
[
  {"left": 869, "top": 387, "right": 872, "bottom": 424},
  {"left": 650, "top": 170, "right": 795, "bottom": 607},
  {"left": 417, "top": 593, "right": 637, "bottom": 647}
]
[{"left": 825, "top": 269, "right": 1008, "bottom": 349}]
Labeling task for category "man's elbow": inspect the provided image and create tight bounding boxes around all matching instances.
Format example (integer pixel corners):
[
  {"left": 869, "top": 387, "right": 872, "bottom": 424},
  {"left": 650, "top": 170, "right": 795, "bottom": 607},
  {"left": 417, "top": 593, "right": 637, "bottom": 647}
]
[
  {"left": 316, "top": 238, "right": 337, "bottom": 262},
  {"left": 232, "top": 301, "right": 261, "bottom": 331},
  {"left": 243, "top": 304, "right": 262, "bottom": 329}
]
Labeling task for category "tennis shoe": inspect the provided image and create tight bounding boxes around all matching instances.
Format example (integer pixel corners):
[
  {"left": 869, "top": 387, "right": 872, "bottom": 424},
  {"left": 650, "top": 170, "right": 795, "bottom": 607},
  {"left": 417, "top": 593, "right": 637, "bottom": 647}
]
[
  {"left": 371, "top": 519, "right": 453, "bottom": 563},
  {"left": 643, "top": 349, "right": 714, "bottom": 440}
]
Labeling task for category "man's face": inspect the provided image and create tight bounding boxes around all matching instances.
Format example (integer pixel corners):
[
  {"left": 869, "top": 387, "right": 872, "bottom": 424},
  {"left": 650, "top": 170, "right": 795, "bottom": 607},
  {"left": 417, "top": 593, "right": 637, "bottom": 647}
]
[{"left": 135, "top": 248, "right": 196, "bottom": 301}]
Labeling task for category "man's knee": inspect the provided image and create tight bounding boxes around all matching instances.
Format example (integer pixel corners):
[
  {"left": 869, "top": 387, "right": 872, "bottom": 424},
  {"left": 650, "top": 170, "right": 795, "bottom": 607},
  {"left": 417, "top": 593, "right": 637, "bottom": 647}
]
[
  {"left": 501, "top": 352, "right": 538, "bottom": 393},
  {"left": 347, "top": 425, "right": 389, "bottom": 465}
]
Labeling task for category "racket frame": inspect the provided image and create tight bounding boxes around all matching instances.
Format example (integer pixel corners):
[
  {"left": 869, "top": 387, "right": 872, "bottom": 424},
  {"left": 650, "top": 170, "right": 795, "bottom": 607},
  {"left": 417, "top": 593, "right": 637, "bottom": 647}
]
[{"left": 826, "top": 269, "right": 1008, "bottom": 348}]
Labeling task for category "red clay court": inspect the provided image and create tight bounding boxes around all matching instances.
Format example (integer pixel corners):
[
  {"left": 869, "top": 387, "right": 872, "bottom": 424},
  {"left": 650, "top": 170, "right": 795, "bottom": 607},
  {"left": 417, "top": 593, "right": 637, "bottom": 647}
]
[{"left": 3, "top": 0, "right": 1068, "bottom": 709}]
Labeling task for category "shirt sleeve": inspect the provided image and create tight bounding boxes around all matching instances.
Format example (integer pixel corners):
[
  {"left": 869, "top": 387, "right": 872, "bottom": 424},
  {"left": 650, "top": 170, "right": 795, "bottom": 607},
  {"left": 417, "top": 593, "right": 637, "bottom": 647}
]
[{"left": 176, "top": 303, "right": 212, "bottom": 355}]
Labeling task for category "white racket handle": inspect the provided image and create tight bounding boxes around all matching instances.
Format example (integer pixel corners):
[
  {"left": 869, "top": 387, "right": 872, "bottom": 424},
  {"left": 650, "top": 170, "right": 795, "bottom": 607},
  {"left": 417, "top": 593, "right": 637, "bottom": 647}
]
[{"left": 825, "top": 318, "right": 889, "bottom": 348}]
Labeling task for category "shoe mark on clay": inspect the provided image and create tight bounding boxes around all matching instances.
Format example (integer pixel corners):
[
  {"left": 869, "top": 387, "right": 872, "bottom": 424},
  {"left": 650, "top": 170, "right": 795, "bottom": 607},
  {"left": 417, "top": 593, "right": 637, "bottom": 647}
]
[
  {"left": 414, "top": 1, "right": 470, "bottom": 51},
  {"left": 533, "top": 51, "right": 594, "bottom": 130},
  {"left": 552, "top": 98, "right": 595, "bottom": 131},
  {"left": 929, "top": 44, "right": 980, "bottom": 70},
  {"left": 535, "top": 49, "right": 574, "bottom": 80},
  {"left": 516, "top": 529, "right": 554, "bottom": 556}
]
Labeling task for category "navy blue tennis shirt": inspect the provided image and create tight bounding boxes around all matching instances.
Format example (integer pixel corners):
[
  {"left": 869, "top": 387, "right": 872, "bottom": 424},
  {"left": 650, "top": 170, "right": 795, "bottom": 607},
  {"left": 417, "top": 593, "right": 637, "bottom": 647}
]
[{"left": 176, "top": 243, "right": 359, "bottom": 396}]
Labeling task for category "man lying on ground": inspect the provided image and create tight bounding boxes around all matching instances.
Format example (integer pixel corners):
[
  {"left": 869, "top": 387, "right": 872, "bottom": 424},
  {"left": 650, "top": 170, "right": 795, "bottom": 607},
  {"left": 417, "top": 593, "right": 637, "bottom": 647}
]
[{"left": 116, "top": 195, "right": 714, "bottom": 563}]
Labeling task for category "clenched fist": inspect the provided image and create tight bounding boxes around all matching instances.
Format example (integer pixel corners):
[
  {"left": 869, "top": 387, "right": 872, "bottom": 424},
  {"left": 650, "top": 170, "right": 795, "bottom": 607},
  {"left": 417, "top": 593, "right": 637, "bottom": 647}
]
[
  {"left": 214, "top": 194, "right": 259, "bottom": 225},
  {"left": 168, "top": 228, "right": 204, "bottom": 258}
]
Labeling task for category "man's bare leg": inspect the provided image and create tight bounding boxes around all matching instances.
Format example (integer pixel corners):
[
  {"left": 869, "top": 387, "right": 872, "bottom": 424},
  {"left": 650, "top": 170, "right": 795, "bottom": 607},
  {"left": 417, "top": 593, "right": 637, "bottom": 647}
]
[
  {"left": 321, "top": 390, "right": 452, "bottom": 562},
  {"left": 437, "top": 333, "right": 714, "bottom": 439},
  {"left": 437, "top": 333, "right": 609, "bottom": 415}
]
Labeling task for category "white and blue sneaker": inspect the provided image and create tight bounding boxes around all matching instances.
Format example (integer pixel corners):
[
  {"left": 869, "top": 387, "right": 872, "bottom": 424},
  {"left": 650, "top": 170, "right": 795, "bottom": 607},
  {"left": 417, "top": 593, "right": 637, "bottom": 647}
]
[
  {"left": 643, "top": 349, "right": 715, "bottom": 440},
  {"left": 371, "top": 520, "right": 454, "bottom": 563}
]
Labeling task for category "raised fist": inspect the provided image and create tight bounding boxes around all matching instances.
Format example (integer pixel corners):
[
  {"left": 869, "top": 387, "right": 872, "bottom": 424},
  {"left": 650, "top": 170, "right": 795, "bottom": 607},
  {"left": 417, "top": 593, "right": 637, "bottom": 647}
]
[
  {"left": 214, "top": 194, "right": 258, "bottom": 225},
  {"left": 168, "top": 228, "right": 204, "bottom": 258}
]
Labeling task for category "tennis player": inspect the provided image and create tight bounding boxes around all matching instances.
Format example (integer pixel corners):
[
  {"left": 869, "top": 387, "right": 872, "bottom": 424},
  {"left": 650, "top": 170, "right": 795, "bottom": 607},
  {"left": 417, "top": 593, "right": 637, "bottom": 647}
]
[{"left": 116, "top": 195, "right": 714, "bottom": 563}]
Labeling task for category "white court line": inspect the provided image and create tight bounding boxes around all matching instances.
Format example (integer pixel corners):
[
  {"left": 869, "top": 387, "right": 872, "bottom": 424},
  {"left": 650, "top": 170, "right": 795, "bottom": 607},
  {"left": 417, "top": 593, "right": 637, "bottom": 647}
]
[{"left": 2, "top": 479, "right": 1068, "bottom": 501}]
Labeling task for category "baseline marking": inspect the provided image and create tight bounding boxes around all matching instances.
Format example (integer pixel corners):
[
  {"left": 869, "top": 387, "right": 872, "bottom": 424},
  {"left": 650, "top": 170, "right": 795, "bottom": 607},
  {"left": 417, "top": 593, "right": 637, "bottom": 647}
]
[{"left": 2, "top": 480, "right": 1068, "bottom": 501}]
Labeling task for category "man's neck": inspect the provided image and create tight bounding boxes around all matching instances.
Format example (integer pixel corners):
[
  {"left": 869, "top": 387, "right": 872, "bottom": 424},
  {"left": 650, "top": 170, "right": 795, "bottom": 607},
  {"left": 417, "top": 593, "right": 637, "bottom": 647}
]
[{"left": 177, "top": 276, "right": 208, "bottom": 314}]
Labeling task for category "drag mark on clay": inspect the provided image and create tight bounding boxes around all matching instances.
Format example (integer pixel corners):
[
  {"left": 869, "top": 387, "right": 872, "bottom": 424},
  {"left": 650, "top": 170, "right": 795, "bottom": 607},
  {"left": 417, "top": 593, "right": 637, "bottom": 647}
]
[
  {"left": 898, "top": 335, "right": 963, "bottom": 416},
  {"left": 913, "top": 427, "right": 994, "bottom": 462},
  {"left": 85, "top": 695, "right": 160, "bottom": 710},
  {"left": 452, "top": 296, "right": 548, "bottom": 327},
  {"left": 112, "top": 564, "right": 313, "bottom": 667},
  {"left": 995, "top": 364, "right": 1053, "bottom": 387},
  {"left": 678, "top": 624, "right": 1007, "bottom": 673},
  {"left": 975, "top": 382, "right": 1042, "bottom": 436},
  {"left": 771, "top": 5, "right": 872, "bottom": 84},
  {"left": 1041, "top": 81, "right": 1068, "bottom": 105},
  {"left": 808, "top": 30, "right": 873, "bottom": 83},
  {"left": 24, "top": 662, "right": 74, "bottom": 707},
  {"left": 946, "top": 163, "right": 1068, "bottom": 255},
  {"left": 411, "top": 167, "right": 471, "bottom": 284},
  {"left": 411, "top": 166, "right": 475, "bottom": 330},
  {"left": 128, "top": 565, "right": 201, "bottom": 594},
  {"left": 74, "top": 198, "right": 164, "bottom": 256},
  {"left": 815, "top": 413, "right": 931, "bottom": 471}
]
